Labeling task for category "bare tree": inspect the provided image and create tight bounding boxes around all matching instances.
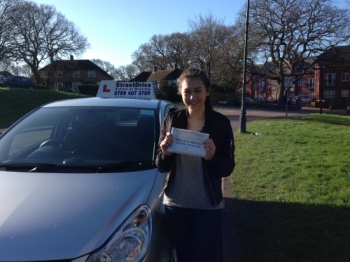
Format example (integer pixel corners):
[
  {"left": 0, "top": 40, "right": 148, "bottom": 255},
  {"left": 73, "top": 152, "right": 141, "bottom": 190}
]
[
  {"left": 10, "top": 1, "right": 89, "bottom": 83},
  {"left": 164, "top": 32, "right": 192, "bottom": 71},
  {"left": 131, "top": 35, "right": 168, "bottom": 71},
  {"left": 114, "top": 64, "right": 138, "bottom": 81},
  {"left": 44, "top": 10, "right": 90, "bottom": 63},
  {"left": 132, "top": 32, "right": 193, "bottom": 72},
  {"left": 214, "top": 26, "right": 245, "bottom": 92},
  {"left": 7, "top": 62, "right": 32, "bottom": 77},
  {"left": 188, "top": 13, "right": 233, "bottom": 81},
  {"left": 240, "top": 0, "right": 350, "bottom": 103},
  {"left": 0, "top": 0, "right": 19, "bottom": 61},
  {"left": 91, "top": 59, "right": 116, "bottom": 74}
]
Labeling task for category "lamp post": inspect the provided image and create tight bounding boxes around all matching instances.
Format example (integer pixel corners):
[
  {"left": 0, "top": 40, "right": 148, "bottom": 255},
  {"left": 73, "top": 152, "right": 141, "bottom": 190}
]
[{"left": 239, "top": 0, "right": 250, "bottom": 133}]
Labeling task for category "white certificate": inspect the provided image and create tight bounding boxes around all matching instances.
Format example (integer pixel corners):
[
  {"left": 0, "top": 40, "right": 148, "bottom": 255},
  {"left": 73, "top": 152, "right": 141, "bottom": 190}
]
[{"left": 167, "top": 127, "right": 209, "bottom": 157}]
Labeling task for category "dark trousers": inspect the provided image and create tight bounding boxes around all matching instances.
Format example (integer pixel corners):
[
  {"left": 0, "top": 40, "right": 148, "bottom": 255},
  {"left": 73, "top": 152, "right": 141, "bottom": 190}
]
[{"left": 164, "top": 205, "right": 223, "bottom": 262}]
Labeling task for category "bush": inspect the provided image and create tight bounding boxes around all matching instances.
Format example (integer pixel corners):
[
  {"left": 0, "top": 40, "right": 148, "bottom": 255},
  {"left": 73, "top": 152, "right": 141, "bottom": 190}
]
[
  {"left": 78, "top": 84, "right": 99, "bottom": 96},
  {"left": 157, "top": 84, "right": 182, "bottom": 102}
]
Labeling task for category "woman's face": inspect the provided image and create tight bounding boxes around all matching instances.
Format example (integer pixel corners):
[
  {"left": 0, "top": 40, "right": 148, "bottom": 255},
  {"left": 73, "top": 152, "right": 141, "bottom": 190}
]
[{"left": 180, "top": 78, "right": 209, "bottom": 114}]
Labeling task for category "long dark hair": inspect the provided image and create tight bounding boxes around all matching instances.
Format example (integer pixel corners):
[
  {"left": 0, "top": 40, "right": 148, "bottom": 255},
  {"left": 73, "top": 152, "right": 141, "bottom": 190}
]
[{"left": 177, "top": 68, "right": 213, "bottom": 110}]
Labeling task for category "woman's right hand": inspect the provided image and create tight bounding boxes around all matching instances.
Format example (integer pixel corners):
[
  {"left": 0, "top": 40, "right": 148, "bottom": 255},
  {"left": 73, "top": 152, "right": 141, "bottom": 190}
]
[{"left": 160, "top": 132, "right": 173, "bottom": 156}]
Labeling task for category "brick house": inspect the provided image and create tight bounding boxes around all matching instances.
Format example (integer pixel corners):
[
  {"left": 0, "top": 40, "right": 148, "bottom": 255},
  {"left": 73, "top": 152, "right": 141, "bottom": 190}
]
[
  {"left": 243, "top": 60, "right": 315, "bottom": 102},
  {"left": 37, "top": 55, "right": 113, "bottom": 90},
  {"left": 243, "top": 47, "right": 350, "bottom": 109},
  {"left": 315, "top": 46, "right": 350, "bottom": 109}
]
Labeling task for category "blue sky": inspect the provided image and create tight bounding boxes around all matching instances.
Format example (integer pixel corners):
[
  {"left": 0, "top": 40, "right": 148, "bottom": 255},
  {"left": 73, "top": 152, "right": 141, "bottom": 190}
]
[
  {"left": 32, "top": 0, "right": 347, "bottom": 69},
  {"left": 31, "top": 0, "right": 247, "bottom": 68}
]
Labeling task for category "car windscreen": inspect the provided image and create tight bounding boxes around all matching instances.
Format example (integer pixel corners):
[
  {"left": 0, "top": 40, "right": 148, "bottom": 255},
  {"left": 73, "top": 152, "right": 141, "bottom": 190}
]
[{"left": 0, "top": 106, "right": 158, "bottom": 171}]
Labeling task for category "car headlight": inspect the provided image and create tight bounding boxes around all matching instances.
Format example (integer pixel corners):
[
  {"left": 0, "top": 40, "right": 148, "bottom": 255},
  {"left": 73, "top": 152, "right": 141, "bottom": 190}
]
[{"left": 87, "top": 205, "right": 152, "bottom": 262}]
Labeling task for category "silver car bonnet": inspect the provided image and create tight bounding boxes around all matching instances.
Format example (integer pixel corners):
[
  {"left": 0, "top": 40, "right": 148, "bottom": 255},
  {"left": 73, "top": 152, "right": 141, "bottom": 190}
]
[{"left": 0, "top": 169, "right": 157, "bottom": 261}]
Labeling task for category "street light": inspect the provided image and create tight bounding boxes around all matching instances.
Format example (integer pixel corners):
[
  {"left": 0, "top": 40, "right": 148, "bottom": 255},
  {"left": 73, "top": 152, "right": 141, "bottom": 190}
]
[{"left": 239, "top": 0, "right": 250, "bottom": 133}]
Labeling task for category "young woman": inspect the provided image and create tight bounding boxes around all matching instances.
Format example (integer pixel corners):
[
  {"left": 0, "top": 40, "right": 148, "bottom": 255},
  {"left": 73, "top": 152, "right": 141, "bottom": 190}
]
[{"left": 156, "top": 68, "right": 235, "bottom": 262}]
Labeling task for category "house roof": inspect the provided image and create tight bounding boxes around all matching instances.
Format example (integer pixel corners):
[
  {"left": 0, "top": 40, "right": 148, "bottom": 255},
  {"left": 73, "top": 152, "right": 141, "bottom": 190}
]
[
  {"left": 129, "top": 71, "right": 152, "bottom": 82},
  {"left": 318, "top": 45, "right": 350, "bottom": 67},
  {"left": 0, "top": 71, "right": 13, "bottom": 77},
  {"left": 38, "top": 59, "right": 113, "bottom": 79},
  {"left": 147, "top": 68, "right": 182, "bottom": 82}
]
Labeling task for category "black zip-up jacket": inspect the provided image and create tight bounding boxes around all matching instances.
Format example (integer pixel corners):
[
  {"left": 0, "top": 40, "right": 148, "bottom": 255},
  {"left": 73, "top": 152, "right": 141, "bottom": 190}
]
[{"left": 156, "top": 108, "right": 235, "bottom": 207}]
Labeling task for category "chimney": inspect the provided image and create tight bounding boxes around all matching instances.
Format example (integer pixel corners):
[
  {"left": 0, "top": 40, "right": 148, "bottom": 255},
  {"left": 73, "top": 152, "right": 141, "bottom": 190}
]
[
  {"left": 153, "top": 66, "right": 158, "bottom": 73},
  {"left": 173, "top": 63, "right": 178, "bottom": 70},
  {"left": 70, "top": 55, "right": 74, "bottom": 60}
]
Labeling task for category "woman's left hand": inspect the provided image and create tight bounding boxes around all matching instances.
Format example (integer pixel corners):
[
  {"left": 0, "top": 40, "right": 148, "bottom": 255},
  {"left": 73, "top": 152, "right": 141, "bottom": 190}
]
[{"left": 203, "top": 138, "right": 216, "bottom": 160}]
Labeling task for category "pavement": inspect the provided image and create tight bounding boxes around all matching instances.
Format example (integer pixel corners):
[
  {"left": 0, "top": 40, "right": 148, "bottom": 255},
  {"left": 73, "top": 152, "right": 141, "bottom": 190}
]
[{"left": 219, "top": 105, "right": 348, "bottom": 262}]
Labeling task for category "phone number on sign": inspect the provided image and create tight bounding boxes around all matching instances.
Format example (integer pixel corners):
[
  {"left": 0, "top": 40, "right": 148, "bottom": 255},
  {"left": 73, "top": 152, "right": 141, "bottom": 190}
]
[{"left": 114, "top": 90, "right": 151, "bottom": 96}]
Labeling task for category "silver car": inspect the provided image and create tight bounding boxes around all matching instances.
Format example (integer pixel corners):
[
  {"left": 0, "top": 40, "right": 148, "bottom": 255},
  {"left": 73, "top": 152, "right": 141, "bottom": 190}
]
[{"left": 0, "top": 93, "right": 177, "bottom": 261}]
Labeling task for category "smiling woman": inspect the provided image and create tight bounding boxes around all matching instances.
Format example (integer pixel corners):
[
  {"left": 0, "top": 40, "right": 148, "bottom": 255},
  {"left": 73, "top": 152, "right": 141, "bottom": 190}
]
[{"left": 156, "top": 68, "right": 235, "bottom": 262}]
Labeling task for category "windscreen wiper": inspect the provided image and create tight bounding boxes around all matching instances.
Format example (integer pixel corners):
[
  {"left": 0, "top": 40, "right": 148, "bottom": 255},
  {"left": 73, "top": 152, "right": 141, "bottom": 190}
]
[{"left": 0, "top": 163, "right": 96, "bottom": 172}]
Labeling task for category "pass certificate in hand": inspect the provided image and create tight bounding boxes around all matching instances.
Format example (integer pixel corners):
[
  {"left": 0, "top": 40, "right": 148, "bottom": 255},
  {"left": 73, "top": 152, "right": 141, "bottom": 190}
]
[{"left": 167, "top": 127, "right": 209, "bottom": 157}]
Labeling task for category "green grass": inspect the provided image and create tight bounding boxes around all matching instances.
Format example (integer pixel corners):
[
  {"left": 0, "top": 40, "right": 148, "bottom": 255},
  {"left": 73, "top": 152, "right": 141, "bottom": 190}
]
[
  {"left": 0, "top": 87, "right": 90, "bottom": 127},
  {"left": 233, "top": 114, "right": 350, "bottom": 261}
]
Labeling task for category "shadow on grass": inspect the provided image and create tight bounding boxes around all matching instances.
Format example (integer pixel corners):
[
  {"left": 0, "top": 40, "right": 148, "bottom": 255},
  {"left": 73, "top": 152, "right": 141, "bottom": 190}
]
[{"left": 225, "top": 198, "right": 350, "bottom": 262}]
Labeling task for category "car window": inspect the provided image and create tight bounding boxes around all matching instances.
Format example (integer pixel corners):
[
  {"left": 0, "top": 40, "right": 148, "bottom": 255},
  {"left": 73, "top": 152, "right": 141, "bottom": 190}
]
[{"left": 0, "top": 106, "right": 157, "bottom": 168}]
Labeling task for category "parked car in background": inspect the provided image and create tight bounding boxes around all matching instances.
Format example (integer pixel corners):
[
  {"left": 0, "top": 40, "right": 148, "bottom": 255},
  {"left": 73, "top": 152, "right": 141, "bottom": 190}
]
[
  {"left": 0, "top": 76, "right": 36, "bottom": 89},
  {"left": 289, "top": 95, "right": 311, "bottom": 104},
  {"left": 235, "top": 96, "right": 253, "bottom": 104},
  {"left": 218, "top": 98, "right": 236, "bottom": 105},
  {"left": 254, "top": 97, "right": 266, "bottom": 103},
  {"left": 300, "top": 95, "right": 312, "bottom": 103},
  {"left": 58, "top": 86, "right": 79, "bottom": 93}
]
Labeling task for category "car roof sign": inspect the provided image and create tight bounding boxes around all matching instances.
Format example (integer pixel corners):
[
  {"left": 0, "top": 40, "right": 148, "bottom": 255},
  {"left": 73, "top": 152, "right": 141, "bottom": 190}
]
[{"left": 96, "top": 80, "right": 156, "bottom": 100}]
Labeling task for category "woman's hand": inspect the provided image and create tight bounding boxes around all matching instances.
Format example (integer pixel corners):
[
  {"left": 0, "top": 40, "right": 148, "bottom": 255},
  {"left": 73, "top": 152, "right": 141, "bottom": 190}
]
[
  {"left": 160, "top": 132, "right": 173, "bottom": 156},
  {"left": 203, "top": 138, "right": 216, "bottom": 160}
]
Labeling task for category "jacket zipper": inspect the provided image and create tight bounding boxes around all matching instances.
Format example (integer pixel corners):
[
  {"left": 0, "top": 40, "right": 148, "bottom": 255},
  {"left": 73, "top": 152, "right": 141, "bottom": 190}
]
[{"left": 204, "top": 162, "right": 218, "bottom": 207}]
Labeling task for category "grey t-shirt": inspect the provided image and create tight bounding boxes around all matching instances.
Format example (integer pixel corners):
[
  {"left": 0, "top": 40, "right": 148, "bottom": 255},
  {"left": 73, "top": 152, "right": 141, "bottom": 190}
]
[{"left": 163, "top": 154, "right": 222, "bottom": 209}]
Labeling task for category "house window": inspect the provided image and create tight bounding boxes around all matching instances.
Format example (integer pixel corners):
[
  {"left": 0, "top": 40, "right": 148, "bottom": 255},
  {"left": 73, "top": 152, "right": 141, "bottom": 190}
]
[
  {"left": 40, "top": 71, "right": 47, "bottom": 78},
  {"left": 267, "top": 81, "right": 272, "bottom": 87},
  {"left": 72, "top": 82, "right": 81, "bottom": 89},
  {"left": 342, "top": 73, "right": 349, "bottom": 81},
  {"left": 54, "top": 82, "right": 64, "bottom": 88},
  {"left": 324, "top": 90, "right": 335, "bottom": 98},
  {"left": 297, "top": 79, "right": 302, "bottom": 86},
  {"left": 324, "top": 73, "right": 336, "bottom": 86},
  {"left": 55, "top": 71, "right": 63, "bottom": 78},
  {"left": 307, "top": 78, "right": 314, "bottom": 89},
  {"left": 88, "top": 71, "right": 96, "bottom": 77},
  {"left": 73, "top": 71, "right": 81, "bottom": 77},
  {"left": 258, "top": 81, "right": 264, "bottom": 91},
  {"left": 341, "top": 90, "right": 349, "bottom": 97}
]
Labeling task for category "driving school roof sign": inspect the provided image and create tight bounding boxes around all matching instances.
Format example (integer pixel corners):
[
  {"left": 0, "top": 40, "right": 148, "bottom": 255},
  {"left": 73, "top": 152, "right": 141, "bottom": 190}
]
[{"left": 96, "top": 81, "right": 156, "bottom": 100}]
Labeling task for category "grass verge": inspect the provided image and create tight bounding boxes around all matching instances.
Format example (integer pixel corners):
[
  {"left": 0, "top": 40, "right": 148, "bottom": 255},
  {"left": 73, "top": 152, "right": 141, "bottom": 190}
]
[
  {"left": 0, "top": 87, "right": 89, "bottom": 127},
  {"left": 233, "top": 114, "right": 350, "bottom": 261}
]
